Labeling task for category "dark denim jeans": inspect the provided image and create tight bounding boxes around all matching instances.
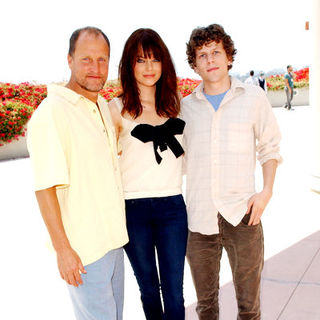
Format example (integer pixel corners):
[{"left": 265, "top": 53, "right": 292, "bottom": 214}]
[
  {"left": 187, "top": 213, "right": 264, "bottom": 320},
  {"left": 124, "top": 195, "right": 188, "bottom": 320}
]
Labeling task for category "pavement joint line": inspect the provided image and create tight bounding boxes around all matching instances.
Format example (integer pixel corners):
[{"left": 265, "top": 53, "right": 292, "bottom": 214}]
[
  {"left": 276, "top": 245, "right": 320, "bottom": 319},
  {"left": 262, "top": 277, "right": 320, "bottom": 287}
]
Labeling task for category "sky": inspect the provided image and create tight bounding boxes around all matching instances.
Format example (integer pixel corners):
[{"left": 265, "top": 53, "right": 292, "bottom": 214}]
[{"left": 1, "top": 0, "right": 312, "bottom": 84}]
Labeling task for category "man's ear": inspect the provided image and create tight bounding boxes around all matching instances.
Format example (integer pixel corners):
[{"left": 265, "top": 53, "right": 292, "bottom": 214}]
[
  {"left": 193, "top": 65, "right": 199, "bottom": 74},
  {"left": 67, "top": 54, "right": 73, "bottom": 69}
]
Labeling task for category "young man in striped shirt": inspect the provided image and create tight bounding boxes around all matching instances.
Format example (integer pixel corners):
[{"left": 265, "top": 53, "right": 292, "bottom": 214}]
[{"left": 181, "top": 24, "right": 282, "bottom": 320}]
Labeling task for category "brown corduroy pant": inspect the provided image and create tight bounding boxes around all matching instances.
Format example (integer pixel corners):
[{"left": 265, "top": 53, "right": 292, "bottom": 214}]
[{"left": 186, "top": 213, "right": 264, "bottom": 320}]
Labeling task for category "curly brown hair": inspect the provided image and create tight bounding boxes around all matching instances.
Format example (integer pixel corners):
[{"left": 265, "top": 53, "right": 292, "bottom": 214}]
[{"left": 186, "top": 24, "right": 237, "bottom": 70}]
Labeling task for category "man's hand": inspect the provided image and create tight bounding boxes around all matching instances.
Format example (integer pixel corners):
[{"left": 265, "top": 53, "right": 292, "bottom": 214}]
[
  {"left": 35, "top": 188, "right": 87, "bottom": 287},
  {"left": 57, "top": 247, "right": 87, "bottom": 287},
  {"left": 245, "top": 189, "right": 272, "bottom": 226}
]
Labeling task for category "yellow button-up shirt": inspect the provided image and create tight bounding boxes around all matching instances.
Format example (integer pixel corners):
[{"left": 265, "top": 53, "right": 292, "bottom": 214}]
[
  {"left": 181, "top": 77, "right": 282, "bottom": 235},
  {"left": 27, "top": 84, "right": 128, "bottom": 266}
]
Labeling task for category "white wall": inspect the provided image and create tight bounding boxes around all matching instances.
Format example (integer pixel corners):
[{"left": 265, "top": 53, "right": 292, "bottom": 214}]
[
  {"left": 267, "top": 88, "right": 309, "bottom": 108},
  {"left": 0, "top": 135, "right": 29, "bottom": 161}
]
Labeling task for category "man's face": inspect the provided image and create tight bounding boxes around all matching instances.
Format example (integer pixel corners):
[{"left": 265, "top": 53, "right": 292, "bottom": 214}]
[
  {"left": 288, "top": 66, "right": 293, "bottom": 73},
  {"left": 193, "top": 41, "right": 231, "bottom": 84},
  {"left": 68, "top": 31, "right": 109, "bottom": 94}
]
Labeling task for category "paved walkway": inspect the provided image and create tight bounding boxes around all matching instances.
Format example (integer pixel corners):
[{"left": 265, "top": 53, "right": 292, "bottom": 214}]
[{"left": 1, "top": 105, "right": 319, "bottom": 319}]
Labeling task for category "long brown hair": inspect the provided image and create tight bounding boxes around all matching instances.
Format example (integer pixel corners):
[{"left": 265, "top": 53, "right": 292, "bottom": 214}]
[{"left": 119, "top": 28, "right": 180, "bottom": 119}]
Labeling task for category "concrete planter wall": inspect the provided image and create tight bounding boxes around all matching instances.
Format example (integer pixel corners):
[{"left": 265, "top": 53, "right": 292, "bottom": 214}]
[
  {"left": 267, "top": 87, "right": 309, "bottom": 107},
  {"left": 0, "top": 134, "right": 29, "bottom": 161}
]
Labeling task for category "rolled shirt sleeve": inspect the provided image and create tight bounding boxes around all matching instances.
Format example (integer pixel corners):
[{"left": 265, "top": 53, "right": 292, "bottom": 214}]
[
  {"left": 255, "top": 90, "right": 283, "bottom": 166},
  {"left": 27, "top": 101, "right": 70, "bottom": 191}
]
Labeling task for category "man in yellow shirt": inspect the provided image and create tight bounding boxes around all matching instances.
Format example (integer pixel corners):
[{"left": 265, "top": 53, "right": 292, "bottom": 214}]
[{"left": 27, "top": 27, "right": 128, "bottom": 320}]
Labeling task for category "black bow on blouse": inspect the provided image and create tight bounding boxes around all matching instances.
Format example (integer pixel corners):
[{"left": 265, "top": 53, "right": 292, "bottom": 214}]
[{"left": 131, "top": 118, "right": 185, "bottom": 164}]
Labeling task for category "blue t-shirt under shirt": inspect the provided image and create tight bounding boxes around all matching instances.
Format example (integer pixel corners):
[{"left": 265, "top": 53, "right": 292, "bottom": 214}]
[{"left": 204, "top": 89, "right": 229, "bottom": 111}]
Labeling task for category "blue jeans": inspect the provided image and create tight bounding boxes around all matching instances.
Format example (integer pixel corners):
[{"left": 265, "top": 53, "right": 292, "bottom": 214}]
[
  {"left": 67, "top": 248, "right": 124, "bottom": 320},
  {"left": 124, "top": 194, "right": 188, "bottom": 320}
]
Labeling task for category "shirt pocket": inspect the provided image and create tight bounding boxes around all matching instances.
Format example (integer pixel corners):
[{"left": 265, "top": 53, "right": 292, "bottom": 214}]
[{"left": 226, "top": 122, "right": 253, "bottom": 153}]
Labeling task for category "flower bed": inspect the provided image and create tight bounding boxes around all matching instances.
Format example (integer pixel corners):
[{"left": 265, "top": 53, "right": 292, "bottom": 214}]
[
  {"left": 266, "top": 67, "right": 309, "bottom": 91},
  {"left": 0, "top": 82, "right": 47, "bottom": 107},
  {"left": 0, "top": 101, "right": 33, "bottom": 145},
  {"left": 177, "top": 78, "right": 201, "bottom": 97},
  {"left": 0, "top": 82, "right": 47, "bottom": 147},
  {"left": 0, "top": 68, "right": 309, "bottom": 148}
]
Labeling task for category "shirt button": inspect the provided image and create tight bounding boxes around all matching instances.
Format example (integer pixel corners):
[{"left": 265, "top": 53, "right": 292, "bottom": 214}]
[
  {"left": 93, "top": 109, "right": 96, "bottom": 113},
  {"left": 103, "top": 129, "right": 106, "bottom": 133}
]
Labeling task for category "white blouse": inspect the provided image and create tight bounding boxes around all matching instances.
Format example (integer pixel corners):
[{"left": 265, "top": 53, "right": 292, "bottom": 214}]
[{"left": 113, "top": 97, "right": 184, "bottom": 200}]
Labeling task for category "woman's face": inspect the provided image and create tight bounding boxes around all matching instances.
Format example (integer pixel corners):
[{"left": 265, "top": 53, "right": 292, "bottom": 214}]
[{"left": 133, "top": 49, "right": 162, "bottom": 88}]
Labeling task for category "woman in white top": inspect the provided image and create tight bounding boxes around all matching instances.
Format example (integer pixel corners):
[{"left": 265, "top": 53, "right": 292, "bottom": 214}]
[{"left": 109, "top": 28, "right": 187, "bottom": 320}]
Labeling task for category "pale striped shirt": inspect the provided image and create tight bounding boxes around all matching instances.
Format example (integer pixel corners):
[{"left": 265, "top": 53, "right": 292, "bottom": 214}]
[{"left": 181, "top": 77, "right": 282, "bottom": 235}]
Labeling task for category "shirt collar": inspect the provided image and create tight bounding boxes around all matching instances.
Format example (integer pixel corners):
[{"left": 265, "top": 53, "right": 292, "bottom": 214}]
[
  {"left": 47, "top": 84, "right": 102, "bottom": 106},
  {"left": 193, "top": 76, "right": 245, "bottom": 100}
]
